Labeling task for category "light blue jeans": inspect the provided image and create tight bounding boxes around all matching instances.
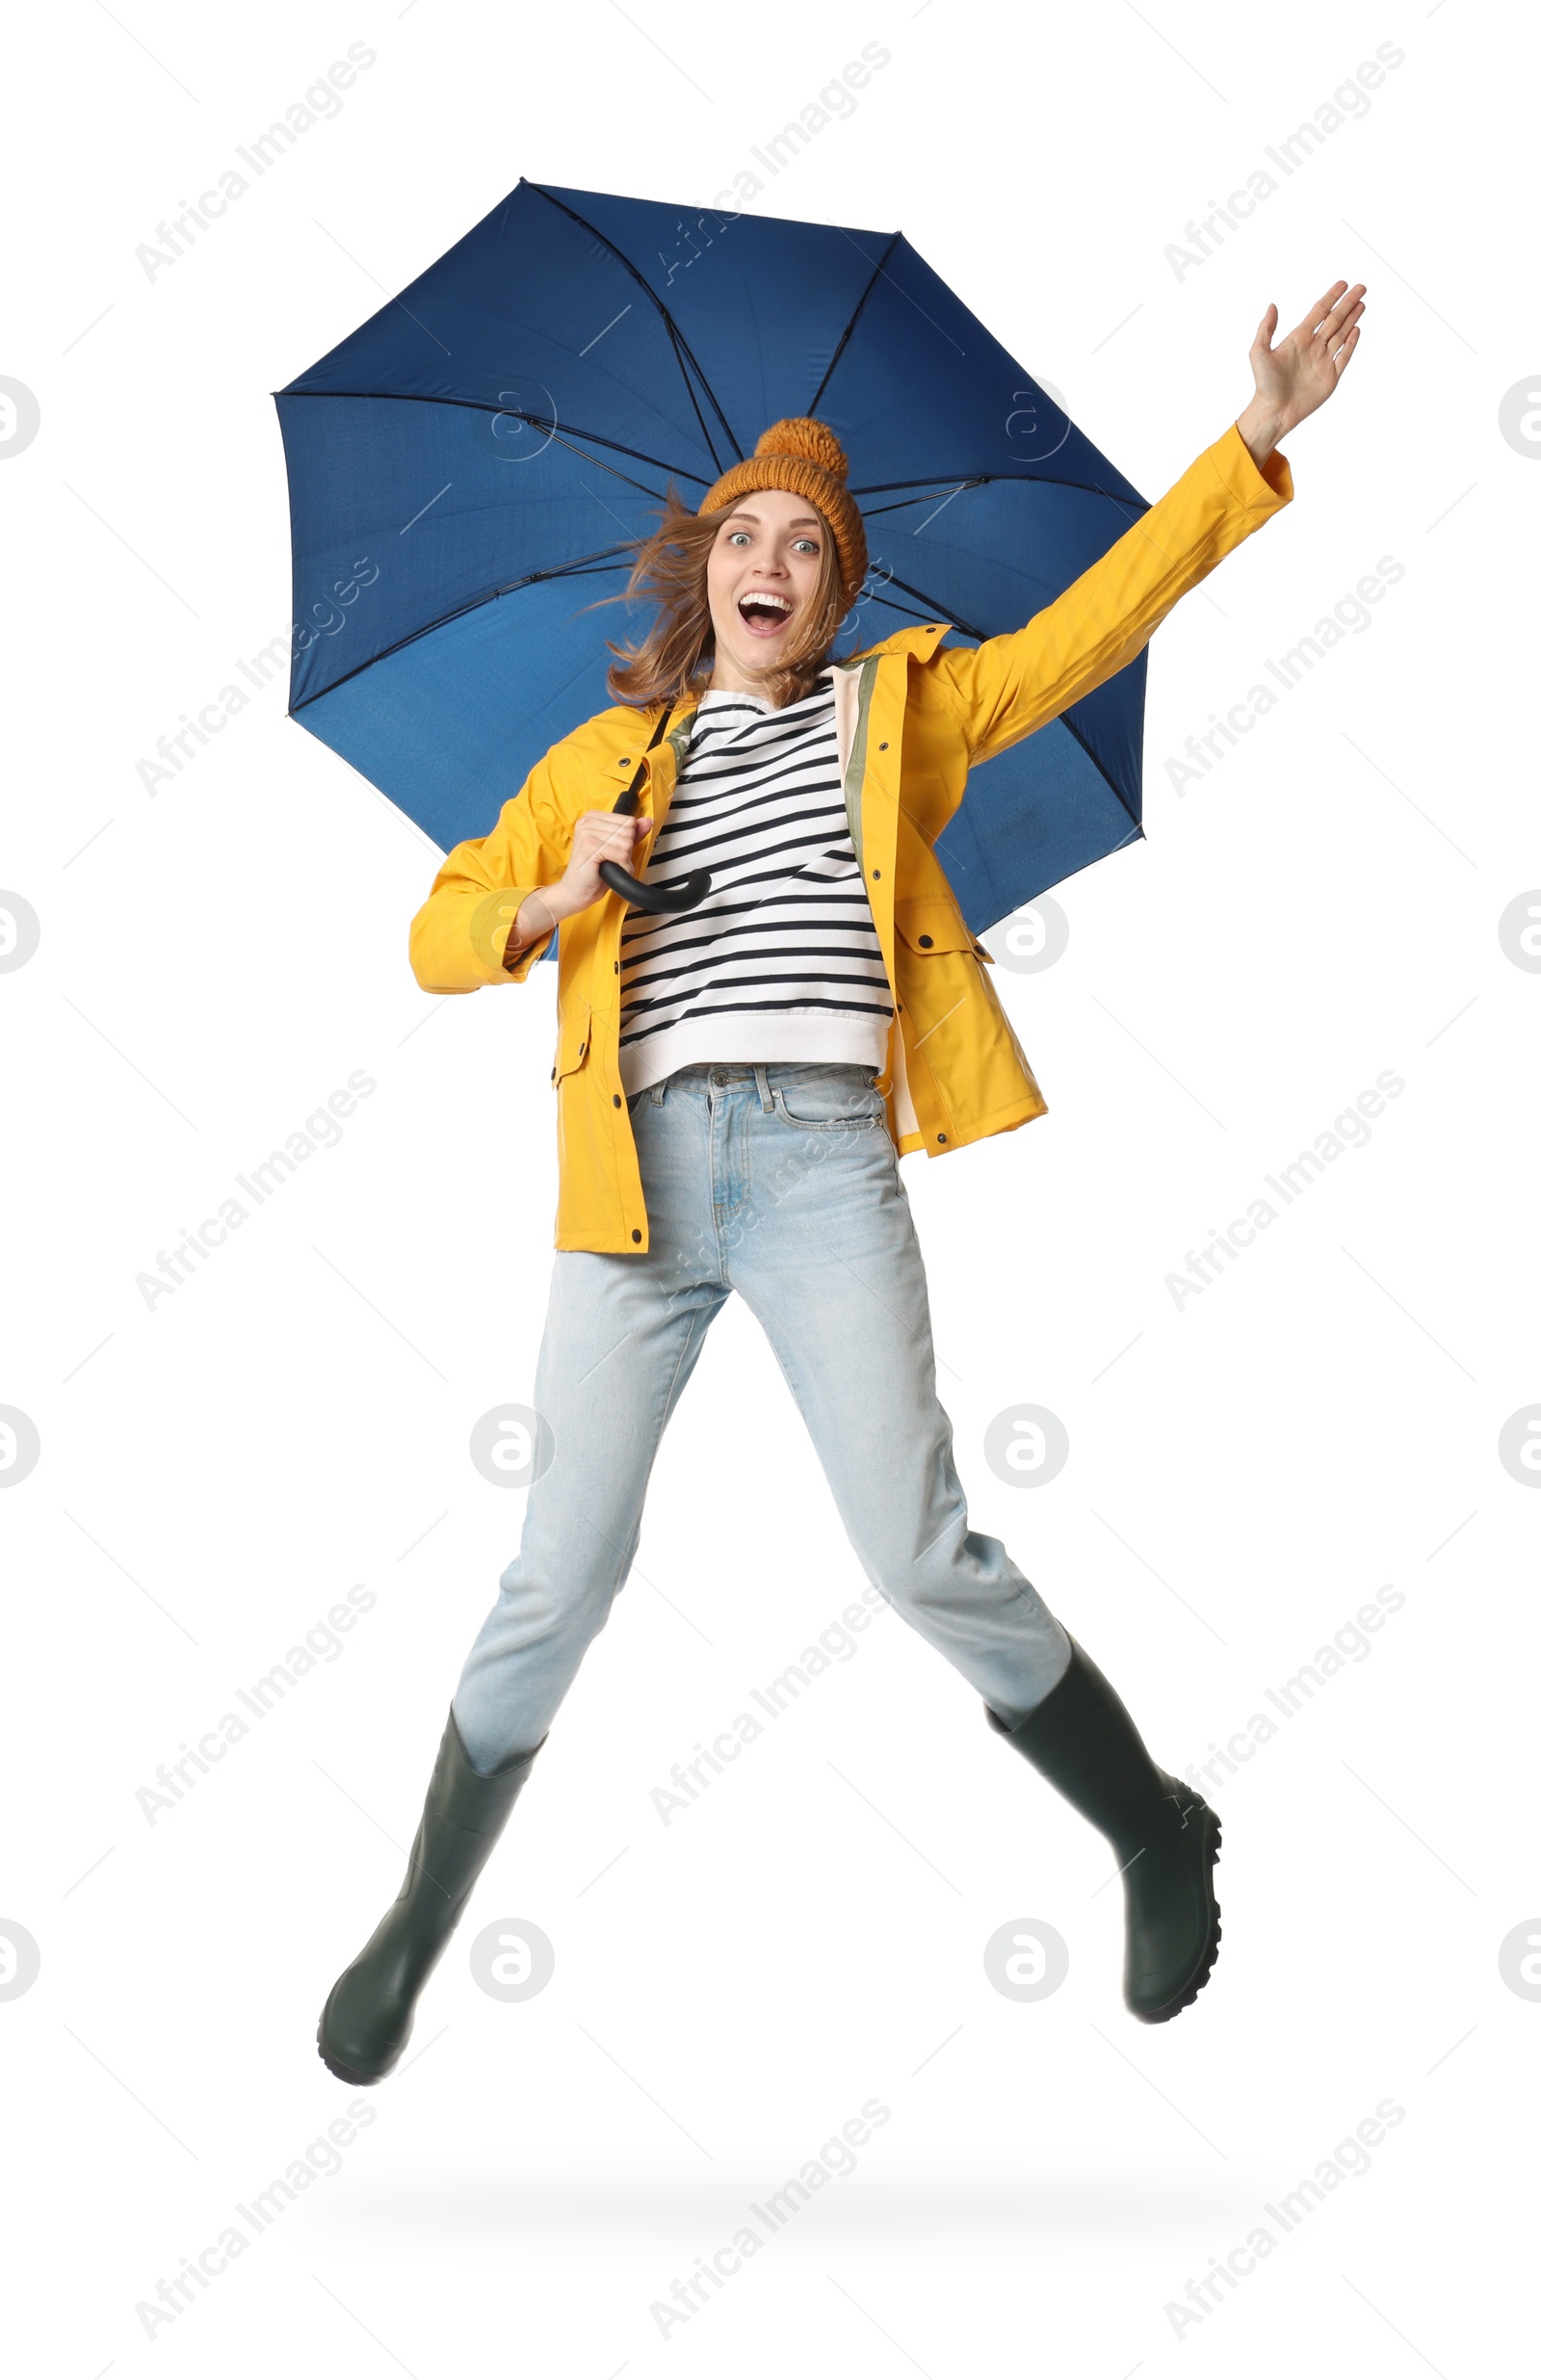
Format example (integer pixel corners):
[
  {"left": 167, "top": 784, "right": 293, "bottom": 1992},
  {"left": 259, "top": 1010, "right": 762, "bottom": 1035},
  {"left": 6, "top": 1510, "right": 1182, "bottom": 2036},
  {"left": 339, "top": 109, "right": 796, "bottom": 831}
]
[{"left": 453, "top": 1060, "right": 1072, "bottom": 1774}]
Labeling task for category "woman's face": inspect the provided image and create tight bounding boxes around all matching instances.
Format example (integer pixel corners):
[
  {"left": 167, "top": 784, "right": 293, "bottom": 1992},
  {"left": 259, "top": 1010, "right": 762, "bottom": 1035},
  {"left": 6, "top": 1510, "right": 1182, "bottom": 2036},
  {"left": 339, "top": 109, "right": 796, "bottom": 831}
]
[{"left": 704, "top": 487, "right": 828, "bottom": 693}]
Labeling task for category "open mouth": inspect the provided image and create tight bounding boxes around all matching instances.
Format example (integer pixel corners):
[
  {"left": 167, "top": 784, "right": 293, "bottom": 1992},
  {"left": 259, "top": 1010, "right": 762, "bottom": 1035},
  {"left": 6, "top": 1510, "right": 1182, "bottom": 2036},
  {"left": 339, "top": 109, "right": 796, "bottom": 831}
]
[{"left": 737, "top": 591, "right": 795, "bottom": 638}]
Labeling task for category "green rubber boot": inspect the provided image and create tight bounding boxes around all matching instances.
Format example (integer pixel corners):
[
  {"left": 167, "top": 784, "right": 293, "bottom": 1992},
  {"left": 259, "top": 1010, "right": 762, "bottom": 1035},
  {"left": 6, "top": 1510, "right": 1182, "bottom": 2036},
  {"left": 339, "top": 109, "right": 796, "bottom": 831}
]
[
  {"left": 318, "top": 1708, "right": 543, "bottom": 2084},
  {"left": 986, "top": 1638, "right": 1221, "bottom": 2023}
]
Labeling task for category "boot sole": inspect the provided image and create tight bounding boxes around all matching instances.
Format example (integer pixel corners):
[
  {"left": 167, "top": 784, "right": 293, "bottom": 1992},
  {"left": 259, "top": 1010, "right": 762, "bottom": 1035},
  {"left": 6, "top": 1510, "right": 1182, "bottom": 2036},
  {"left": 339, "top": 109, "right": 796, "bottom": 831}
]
[
  {"left": 1131, "top": 1809, "right": 1222, "bottom": 2026},
  {"left": 316, "top": 2020, "right": 391, "bottom": 2087}
]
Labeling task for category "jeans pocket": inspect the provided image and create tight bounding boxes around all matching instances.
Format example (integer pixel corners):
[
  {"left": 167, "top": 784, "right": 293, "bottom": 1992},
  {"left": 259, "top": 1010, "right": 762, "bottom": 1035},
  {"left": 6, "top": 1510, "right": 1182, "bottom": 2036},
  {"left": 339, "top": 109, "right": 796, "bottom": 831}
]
[{"left": 771, "top": 1067, "right": 884, "bottom": 1130}]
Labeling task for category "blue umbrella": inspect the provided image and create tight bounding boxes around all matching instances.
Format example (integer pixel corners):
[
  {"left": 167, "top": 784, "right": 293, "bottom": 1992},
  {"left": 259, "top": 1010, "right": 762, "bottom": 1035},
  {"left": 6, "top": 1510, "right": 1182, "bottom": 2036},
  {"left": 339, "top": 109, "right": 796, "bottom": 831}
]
[{"left": 274, "top": 178, "right": 1151, "bottom": 955}]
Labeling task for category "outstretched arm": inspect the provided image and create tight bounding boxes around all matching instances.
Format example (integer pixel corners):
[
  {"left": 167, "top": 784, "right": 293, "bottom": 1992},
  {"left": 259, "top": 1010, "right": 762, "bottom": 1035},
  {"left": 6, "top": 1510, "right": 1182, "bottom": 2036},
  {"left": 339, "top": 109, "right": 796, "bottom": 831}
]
[
  {"left": 1235, "top": 279, "right": 1366, "bottom": 468},
  {"left": 930, "top": 278, "right": 1367, "bottom": 770}
]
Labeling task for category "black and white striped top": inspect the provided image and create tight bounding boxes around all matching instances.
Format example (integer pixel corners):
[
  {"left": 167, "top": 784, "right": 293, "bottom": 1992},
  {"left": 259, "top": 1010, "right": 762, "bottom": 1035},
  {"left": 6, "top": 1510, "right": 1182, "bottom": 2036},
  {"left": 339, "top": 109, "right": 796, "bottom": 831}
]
[{"left": 616, "top": 672, "right": 895, "bottom": 1096}]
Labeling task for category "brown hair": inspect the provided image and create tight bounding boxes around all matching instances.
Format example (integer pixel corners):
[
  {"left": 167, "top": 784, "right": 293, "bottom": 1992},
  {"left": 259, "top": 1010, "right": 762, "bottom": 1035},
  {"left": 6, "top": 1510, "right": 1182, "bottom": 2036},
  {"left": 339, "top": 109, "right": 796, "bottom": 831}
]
[{"left": 599, "top": 486, "right": 848, "bottom": 716}]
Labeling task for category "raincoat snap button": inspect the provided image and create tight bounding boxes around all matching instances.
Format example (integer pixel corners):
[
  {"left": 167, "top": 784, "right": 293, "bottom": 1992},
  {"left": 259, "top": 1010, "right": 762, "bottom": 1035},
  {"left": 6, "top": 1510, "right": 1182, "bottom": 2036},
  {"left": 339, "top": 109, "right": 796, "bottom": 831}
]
[
  {"left": 919, "top": 934, "right": 933, "bottom": 947},
  {"left": 613, "top": 1093, "right": 621, "bottom": 1108},
  {"left": 631, "top": 1228, "right": 642, "bottom": 1242},
  {"left": 878, "top": 741, "right": 888, "bottom": 750},
  {"left": 937, "top": 1133, "right": 948, "bottom": 1143},
  {"left": 871, "top": 868, "right": 880, "bottom": 879}
]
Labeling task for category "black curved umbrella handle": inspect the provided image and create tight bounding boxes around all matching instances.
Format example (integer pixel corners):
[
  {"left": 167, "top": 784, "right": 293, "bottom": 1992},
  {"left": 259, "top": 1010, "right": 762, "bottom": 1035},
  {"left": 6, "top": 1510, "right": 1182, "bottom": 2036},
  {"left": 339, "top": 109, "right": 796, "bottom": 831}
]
[
  {"left": 597, "top": 703, "right": 712, "bottom": 917},
  {"left": 598, "top": 855, "right": 713, "bottom": 912}
]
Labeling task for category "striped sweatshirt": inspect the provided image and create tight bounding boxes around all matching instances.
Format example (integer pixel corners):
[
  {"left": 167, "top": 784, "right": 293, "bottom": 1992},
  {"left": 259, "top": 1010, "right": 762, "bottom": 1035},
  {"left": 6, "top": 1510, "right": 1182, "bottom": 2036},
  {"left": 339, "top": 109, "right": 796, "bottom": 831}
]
[{"left": 616, "top": 672, "right": 895, "bottom": 1096}]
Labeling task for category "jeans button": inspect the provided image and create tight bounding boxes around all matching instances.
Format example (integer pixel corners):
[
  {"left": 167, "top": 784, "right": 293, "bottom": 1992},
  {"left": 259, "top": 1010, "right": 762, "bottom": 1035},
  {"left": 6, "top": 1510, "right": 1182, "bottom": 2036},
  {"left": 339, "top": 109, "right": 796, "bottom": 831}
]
[{"left": 710, "top": 1068, "right": 727, "bottom": 1085}]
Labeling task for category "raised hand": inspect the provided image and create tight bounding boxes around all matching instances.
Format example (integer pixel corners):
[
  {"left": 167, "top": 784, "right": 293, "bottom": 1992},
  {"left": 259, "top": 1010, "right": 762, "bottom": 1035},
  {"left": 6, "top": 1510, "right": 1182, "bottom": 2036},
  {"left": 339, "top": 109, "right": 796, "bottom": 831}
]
[{"left": 1236, "top": 280, "right": 1366, "bottom": 466}]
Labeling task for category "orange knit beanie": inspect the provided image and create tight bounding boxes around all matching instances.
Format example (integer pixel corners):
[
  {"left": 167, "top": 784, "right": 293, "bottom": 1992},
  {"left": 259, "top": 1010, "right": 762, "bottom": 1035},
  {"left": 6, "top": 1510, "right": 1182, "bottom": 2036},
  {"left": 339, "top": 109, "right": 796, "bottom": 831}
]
[{"left": 698, "top": 418, "right": 868, "bottom": 612}]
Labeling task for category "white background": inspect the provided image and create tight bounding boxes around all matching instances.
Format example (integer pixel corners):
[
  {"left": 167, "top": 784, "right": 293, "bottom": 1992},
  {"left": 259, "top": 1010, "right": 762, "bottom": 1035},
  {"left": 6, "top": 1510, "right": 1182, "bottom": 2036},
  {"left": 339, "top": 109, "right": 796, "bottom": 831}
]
[{"left": 4, "top": 2, "right": 1536, "bottom": 2373}]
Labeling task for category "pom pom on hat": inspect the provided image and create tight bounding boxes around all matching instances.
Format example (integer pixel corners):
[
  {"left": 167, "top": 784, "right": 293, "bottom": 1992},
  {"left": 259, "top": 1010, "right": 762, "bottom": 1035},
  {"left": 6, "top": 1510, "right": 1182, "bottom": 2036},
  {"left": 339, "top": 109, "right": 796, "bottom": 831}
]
[
  {"left": 751, "top": 417, "right": 850, "bottom": 481},
  {"left": 698, "top": 415, "right": 867, "bottom": 611}
]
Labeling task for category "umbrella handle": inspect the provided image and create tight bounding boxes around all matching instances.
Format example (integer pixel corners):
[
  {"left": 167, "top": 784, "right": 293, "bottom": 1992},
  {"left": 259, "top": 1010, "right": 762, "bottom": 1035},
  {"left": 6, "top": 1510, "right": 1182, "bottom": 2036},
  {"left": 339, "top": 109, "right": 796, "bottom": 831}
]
[
  {"left": 598, "top": 855, "right": 713, "bottom": 913},
  {"left": 597, "top": 701, "right": 713, "bottom": 916}
]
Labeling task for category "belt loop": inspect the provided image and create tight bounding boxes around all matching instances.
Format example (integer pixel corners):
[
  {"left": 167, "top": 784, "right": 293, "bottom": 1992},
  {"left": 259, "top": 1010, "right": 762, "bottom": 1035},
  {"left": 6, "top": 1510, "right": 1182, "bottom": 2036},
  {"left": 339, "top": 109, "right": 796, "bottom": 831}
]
[
  {"left": 754, "top": 1061, "right": 773, "bottom": 1112},
  {"left": 650, "top": 1078, "right": 666, "bottom": 1105}
]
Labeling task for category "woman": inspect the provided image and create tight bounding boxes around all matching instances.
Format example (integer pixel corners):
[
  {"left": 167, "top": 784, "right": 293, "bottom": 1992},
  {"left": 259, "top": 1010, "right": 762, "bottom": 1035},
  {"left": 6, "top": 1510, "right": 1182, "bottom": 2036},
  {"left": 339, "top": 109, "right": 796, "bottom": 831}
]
[{"left": 319, "top": 279, "right": 1366, "bottom": 2084}]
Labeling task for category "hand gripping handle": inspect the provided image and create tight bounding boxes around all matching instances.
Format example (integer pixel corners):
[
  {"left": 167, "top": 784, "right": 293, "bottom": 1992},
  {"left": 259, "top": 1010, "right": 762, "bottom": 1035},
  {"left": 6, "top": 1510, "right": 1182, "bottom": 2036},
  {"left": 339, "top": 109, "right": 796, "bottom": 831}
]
[{"left": 597, "top": 701, "right": 712, "bottom": 915}]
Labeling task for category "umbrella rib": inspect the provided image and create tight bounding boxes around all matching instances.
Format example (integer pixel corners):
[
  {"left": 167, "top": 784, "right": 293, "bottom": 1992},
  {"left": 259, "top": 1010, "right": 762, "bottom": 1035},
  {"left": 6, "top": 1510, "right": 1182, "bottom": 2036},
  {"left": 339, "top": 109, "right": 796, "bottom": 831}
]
[
  {"left": 808, "top": 231, "right": 901, "bottom": 417},
  {"left": 275, "top": 385, "right": 711, "bottom": 489},
  {"left": 869, "top": 569, "right": 990, "bottom": 643},
  {"left": 664, "top": 320, "right": 736, "bottom": 480},
  {"left": 854, "top": 472, "right": 1147, "bottom": 511},
  {"left": 525, "top": 181, "right": 744, "bottom": 473},
  {"left": 288, "top": 547, "right": 642, "bottom": 718},
  {"left": 1055, "top": 701, "right": 1142, "bottom": 830},
  {"left": 521, "top": 420, "right": 673, "bottom": 506},
  {"left": 839, "top": 591, "right": 949, "bottom": 641},
  {"left": 857, "top": 479, "right": 991, "bottom": 520},
  {"left": 844, "top": 597, "right": 1142, "bottom": 897}
]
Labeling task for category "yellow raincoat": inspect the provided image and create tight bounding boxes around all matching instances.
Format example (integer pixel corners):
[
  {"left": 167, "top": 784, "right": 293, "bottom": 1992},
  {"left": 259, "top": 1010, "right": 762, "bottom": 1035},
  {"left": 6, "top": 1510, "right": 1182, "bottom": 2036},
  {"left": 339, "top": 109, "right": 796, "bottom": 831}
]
[{"left": 408, "top": 423, "right": 1293, "bottom": 1251}]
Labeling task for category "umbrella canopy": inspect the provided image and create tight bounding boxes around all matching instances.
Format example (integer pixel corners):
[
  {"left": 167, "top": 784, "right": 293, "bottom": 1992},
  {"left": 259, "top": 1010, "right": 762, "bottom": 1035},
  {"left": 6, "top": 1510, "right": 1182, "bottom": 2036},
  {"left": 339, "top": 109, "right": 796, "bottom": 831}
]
[{"left": 275, "top": 179, "right": 1151, "bottom": 949}]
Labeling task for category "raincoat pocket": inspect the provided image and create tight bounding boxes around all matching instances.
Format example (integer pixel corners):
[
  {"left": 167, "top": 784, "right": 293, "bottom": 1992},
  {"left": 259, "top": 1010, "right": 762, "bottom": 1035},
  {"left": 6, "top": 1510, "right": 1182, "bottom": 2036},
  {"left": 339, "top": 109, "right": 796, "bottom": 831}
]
[{"left": 551, "top": 1000, "right": 593, "bottom": 1085}]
